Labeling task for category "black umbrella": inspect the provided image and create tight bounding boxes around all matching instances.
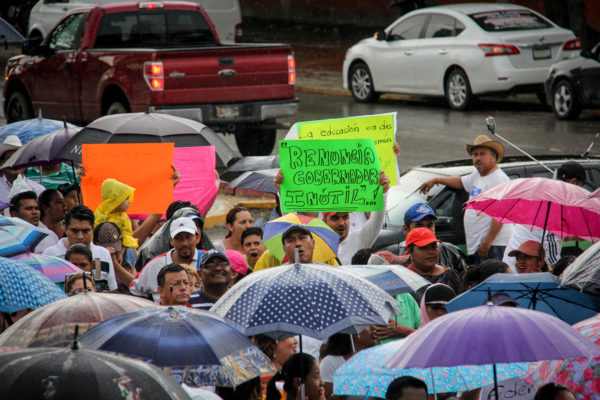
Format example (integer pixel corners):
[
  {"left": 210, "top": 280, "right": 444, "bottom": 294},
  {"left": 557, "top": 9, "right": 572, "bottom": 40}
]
[
  {"left": 54, "top": 112, "right": 237, "bottom": 167},
  {"left": 0, "top": 343, "right": 191, "bottom": 399},
  {"left": 221, "top": 155, "right": 279, "bottom": 181}
]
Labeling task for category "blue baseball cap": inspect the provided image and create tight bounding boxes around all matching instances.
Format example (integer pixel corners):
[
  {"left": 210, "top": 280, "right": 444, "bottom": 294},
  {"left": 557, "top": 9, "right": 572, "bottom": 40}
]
[
  {"left": 404, "top": 203, "right": 437, "bottom": 225},
  {"left": 200, "top": 249, "right": 229, "bottom": 268}
]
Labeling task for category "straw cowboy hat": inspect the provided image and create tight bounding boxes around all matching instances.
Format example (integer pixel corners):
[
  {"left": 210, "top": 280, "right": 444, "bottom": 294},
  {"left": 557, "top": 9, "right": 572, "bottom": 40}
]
[
  {"left": 0, "top": 135, "right": 22, "bottom": 159},
  {"left": 465, "top": 135, "right": 504, "bottom": 162}
]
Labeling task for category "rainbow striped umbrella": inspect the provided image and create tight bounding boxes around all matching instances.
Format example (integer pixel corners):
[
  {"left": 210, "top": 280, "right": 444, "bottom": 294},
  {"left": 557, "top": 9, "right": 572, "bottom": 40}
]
[
  {"left": 12, "top": 252, "right": 82, "bottom": 283},
  {"left": 263, "top": 213, "right": 339, "bottom": 262}
]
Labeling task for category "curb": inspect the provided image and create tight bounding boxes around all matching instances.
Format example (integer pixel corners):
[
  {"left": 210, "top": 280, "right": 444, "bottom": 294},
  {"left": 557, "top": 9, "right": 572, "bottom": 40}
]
[{"left": 296, "top": 84, "right": 421, "bottom": 101}]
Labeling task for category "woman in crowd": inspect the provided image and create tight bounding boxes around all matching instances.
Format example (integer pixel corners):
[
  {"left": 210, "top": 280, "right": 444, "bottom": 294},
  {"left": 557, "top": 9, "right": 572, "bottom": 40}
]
[
  {"left": 65, "top": 273, "right": 96, "bottom": 295},
  {"left": 213, "top": 206, "right": 254, "bottom": 252},
  {"left": 419, "top": 283, "right": 456, "bottom": 328},
  {"left": 254, "top": 334, "right": 298, "bottom": 397},
  {"left": 266, "top": 353, "right": 325, "bottom": 400}
]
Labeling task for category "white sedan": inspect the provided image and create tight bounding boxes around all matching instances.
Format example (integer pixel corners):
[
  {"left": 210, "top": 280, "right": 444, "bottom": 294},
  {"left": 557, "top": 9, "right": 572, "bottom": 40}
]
[{"left": 342, "top": 3, "right": 581, "bottom": 110}]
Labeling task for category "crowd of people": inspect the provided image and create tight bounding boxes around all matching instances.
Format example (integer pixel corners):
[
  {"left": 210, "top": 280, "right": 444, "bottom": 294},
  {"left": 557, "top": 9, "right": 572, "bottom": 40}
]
[{"left": 0, "top": 131, "right": 590, "bottom": 400}]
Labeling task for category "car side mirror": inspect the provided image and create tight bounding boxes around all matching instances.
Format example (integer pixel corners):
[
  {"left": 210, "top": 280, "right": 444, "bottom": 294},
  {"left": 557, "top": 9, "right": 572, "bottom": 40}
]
[
  {"left": 22, "top": 37, "right": 43, "bottom": 55},
  {"left": 374, "top": 30, "right": 387, "bottom": 41}
]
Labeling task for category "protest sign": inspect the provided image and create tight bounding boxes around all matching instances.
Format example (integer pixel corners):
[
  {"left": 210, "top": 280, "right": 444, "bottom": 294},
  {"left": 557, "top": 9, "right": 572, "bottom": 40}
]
[
  {"left": 81, "top": 143, "right": 173, "bottom": 214},
  {"left": 297, "top": 112, "right": 397, "bottom": 185},
  {"left": 279, "top": 139, "right": 383, "bottom": 213},
  {"left": 172, "top": 146, "right": 217, "bottom": 216}
]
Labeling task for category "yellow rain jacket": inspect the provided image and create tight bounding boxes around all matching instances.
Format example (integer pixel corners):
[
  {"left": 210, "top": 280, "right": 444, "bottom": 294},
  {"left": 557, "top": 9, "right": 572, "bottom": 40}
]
[{"left": 94, "top": 179, "right": 138, "bottom": 249}]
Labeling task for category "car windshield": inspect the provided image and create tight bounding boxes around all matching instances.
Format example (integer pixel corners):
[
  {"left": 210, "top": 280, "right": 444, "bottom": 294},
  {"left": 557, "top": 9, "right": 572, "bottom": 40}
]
[{"left": 469, "top": 10, "right": 553, "bottom": 32}]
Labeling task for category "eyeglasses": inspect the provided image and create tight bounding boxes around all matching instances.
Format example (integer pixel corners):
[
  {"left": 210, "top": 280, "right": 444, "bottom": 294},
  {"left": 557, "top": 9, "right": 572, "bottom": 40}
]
[{"left": 202, "top": 261, "right": 230, "bottom": 269}]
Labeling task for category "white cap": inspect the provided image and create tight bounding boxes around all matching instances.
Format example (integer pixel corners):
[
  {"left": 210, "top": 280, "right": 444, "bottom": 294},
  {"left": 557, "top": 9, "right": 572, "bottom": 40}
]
[
  {"left": 0, "top": 135, "right": 22, "bottom": 159},
  {"left": 170, "top": 216, "right": 197, "bottom": 238}
]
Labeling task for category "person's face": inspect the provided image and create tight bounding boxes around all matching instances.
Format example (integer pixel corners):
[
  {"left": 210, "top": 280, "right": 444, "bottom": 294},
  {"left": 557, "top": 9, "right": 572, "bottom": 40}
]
[
  {"left": 169, "top": 232, "right": 200, "bottom": 260},
  {"left": 282, "top": 230, "right": 315, "bottom": 263},
  {"left": 13, "top": 198, "right": 40, "bottom": 226},
  {"left": 471, "top": 147, "right": 497, "bottom": 176},
  {"left": 515, "top": 252, "right": 542, "bottom": 274},
  {"left": 68, "top": 277, "right": 96, "bottom": 294},
  {"left": 114, "top": 198, "right": 130, "bottom": 213},
  {"left": 426, "top": 304, "right": 448, "bottom": 321},
  {"left": 355, "top": 325, "right": 377, "bottom": 348},
  {"left": 300, "top": 362, "right": 325, "bottom": 400},
  {"left": 555, "top": 390, "right": 576, "bottom": 400},
  {"left": 396, "top": 387, "right": 428, "bottom": 400},
  {"left": 324, "top": 213, "right": 350, "bottom": 240},
  {"left": 406, "top": 216, "right": 436, "bottom": 234},
  {"left": 66, "top": 218, "right": 93, "bottom": 246},
  {"left": 45, "top": 192, "right": 67, "bottom": 222},
  {"left": 242, "top": 234, "right": 265, "bottom": 265},
  {"left": 228, "top": 211, "right": 253, "bottom": 237},
  {"left": 66, "top": 253, "right": 92, "bottom": 271},
  {"left": 274, "top": 336, "right": 297, "bottom": 364},
  {"left": 63, "top": 190, "right": 80, "bottom": 211},
  {"left": 1, "top": 150, "right": 23, "bottom": 181},
  {"left": 189, "top": 274, "right": 201, "bottom": 290},
  {"left": 158, "top": 270, "right": 191, "bottom": 306},
  {"left": 200, "top": 256, "right": 232, "bottom": 287},
  {"left": 410, "top": 242, "right": 439, "bottom": 271}
]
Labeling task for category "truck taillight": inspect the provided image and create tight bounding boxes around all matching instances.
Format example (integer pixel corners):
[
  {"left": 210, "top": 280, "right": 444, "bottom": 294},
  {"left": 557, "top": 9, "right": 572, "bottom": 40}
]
[
  {"left": 563, "top": 38, "right": 582, "bottom": 51},
  {"left": 143, "top": 61, "right": 164, "bottom": 91},
  {"left": 235, "top": 23, "right": 242, "bottom": 42},
  {"left": 478, "top": 43, "right": 520, "bottom": 56},
  {"left": 287, "top": 55, "right": 295, "bottom": 85}
]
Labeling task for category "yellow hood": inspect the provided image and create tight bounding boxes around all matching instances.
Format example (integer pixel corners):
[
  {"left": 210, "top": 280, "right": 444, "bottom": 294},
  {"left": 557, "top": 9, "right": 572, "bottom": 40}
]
[{"left": 97, "top": 179, "right": 135, "bottom": 215}]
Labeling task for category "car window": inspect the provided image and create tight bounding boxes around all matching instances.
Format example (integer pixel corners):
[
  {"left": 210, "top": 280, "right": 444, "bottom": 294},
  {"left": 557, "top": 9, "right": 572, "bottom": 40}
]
[
  {"left": 432, "top": 190, "right": 455, "bottom": 217},
  {"left": 424, "top": 14, "right": 457, "bottom": 38},
  {"left": 469, "top": 9, "right": 553, "bottom": 32},
  {"left": 48, "top": 13, "right": 86, "bottom": 51},
  {"left": 388, "top": 15, "right": 428, "bottom": 41},
  {"left": 588, "top": 167, "right": 600, "bottom": 189}
]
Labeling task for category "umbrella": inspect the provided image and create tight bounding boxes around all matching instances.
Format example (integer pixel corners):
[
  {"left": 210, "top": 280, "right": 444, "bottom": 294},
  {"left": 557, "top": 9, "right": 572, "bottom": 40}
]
[
  {"left": 79, "top": 306, "right": 276, "bottom": 387},
  {"left": 54, "top": 112, "right": 236, "bottom": 167},
  {"left": 221, "top": 155, "right": 279, "bottom": 181},
  {"left": 0, "top": 115, "right": 78, "bottom": 145},
  {"left": 0, "top": 215, "right": 49, "bottom": 258},
  {"left": 526, "top": 313, "right": 600, "bottom": 394},
  {"left": 0, "top": 291, "right": 155, "bottom": 348},
  {"left": 334, "top": 339, "right": 530, "bottom": 397},
  {"left": 446, "top": 272, "right": 600, "bottom": 325},
  {"left": 386, "top": 304, "right": 600, "bottom": 398},
  {"left": 211, "top": 262, "right": 398, "bottom": 340},
  {"left": 0, "top": 257, "right": 67, "bottom": 313},
  {"left": 262, "top": 213, "right": 340, "bottom": 263},
  {"left": 337, "top": 264, "right": 429, "bottom": 296},
  {"left": 466, "top": 177, "right": 600, "bottom": 241},
  {"left": 225, "top": 168, "right": 279, "bottom": 194},
  {"left": 11, "top": 251, "right": 82, "bottom": 283},
  {"left": 0, "top": 345, "right": 191, "bottom": 399},
  {"left": 561, "top": 241, "right": 600, "bottom": 296}
]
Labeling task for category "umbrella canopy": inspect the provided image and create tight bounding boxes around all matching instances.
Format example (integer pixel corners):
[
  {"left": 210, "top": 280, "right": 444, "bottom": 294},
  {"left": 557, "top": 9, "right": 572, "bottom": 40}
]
[
  {"left": 211, "top": 262, "right": 398, "bottom": 340},
  {"left": 0, "top": 292, "right": 155, "bottom": 348},
  {"left": 560, "top": 241, "right": 600, "bottom": 296},
  {"left": 225, "top": 168, "right": 279, "bottom": 194},
  {"left": 334, "top": 339, "right": 529, "bottom": 397},
  {"left": 466, "top": 177, "right": 600, "bottom": 241},
  {"left": 446, "top": 272, "right": 600, "bottom": 325},
  {"left": 0, "top": 216, "right": 49, "bottom": 258},
  {"left": 338, "top": 264, "right": 429, "bottom": 296},
  {"left": 0, "top": 346, "right": 191, "bottom": 399},
  {"left": 11, "top": 252, "right": 82, "bottom": 283},
  {"left": 526, "top": 313, "right": 600, "bottom": 394},
  {"left": 0, "top": 116, "right": 78, "bottom": 145},
  {"left": 2, "top": 123, "right": 82, "bottom": 169},
  {"left": 222, "top": 155, "right": 279, "bottom": 181},
  {"left": 0, "top": 257, "right": 67, "bottom": 313},
  {"left": 79, "top": 306, "right": 275, "bottom": 387},
  {"left": 263, "top": 213, "right": 340, "bottom": 262},
  {"left": 54, "top": 112, "right": 236, "bottom": 167}
]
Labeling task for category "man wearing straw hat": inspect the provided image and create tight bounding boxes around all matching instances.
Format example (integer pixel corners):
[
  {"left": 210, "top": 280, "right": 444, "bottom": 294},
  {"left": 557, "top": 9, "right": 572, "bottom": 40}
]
[{"left": 420, "top": 135, "right": 512, "bottom": 266}]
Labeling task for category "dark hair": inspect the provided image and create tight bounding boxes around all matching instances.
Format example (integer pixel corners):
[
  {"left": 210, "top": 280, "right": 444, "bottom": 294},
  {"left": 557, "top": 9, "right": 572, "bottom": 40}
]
[
  {"left": 65, "top": 205, "right": 94, "bottom": 227},
  {"left": 9, "top": 191, "right": 37, "bottom": 213},
  {"left": 65, "top": 243, "right": 93, "bottom": 262},
  {"left": 321, "top": 333, "right": 353, "bottom": 358},
  {"left": 386, "top": 376, "right": 428, "bottom": 400},
  {"left": 241, "top": 227, "right": 263, "bottom": 246},
  {"left": 351, "top": 248, "right": 376, "bottom": 264},
  {"left": 225, "top": 206, "right": 249, "bottom": 238},
  {"left": 552, "top": 255, "right": 577, "bottom": 277},
  {"left": 534, "top": 383, "right": 573, "bottom": 400},
  {"left": 38, "top": 189, "right": 61, "bottom": 219},
  {"left": 58, "top": 183, "right": 79, "bottom": 196},
  {"left": 157, "top": 263, "right": 188, "bottom": 288},
  {"left": 166, "top": 201, "right": 198, "bottom": 220},
  {"left": 463, "top": 260, "right": 510, "bottom": 289},
  {"left": 216, "top": 377, "right": 261, "bottom": 400},
  {"left": 253, "top": 334, "right": 277, "bottom": 361},
  {"left": 266, "top": 353, "right": 317, "bottom": 400}
]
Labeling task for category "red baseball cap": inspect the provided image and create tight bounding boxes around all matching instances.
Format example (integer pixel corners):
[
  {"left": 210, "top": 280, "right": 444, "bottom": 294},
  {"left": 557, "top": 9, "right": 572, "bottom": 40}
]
[
  {"left": 406, "top": 227, "right": 440, "bottom": 247},
  {"left": 508, "top": 240, "right": 545, "bottom": 259},
  {"left": 322, "top": 212, "right": 338, "bottom": 219}
]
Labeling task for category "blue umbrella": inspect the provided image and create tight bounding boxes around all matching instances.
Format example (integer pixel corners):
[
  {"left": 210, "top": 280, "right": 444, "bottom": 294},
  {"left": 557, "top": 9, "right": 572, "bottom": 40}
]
[
  {"left": 79, "top": 306, "right": 275, "bottom": 387},
  {"left": 0, "top": 216, "right": 49, "bottom": 258},
  {"left": 225, "top": 168, "right": 278, "bottom": 194},
  {"left": 446, "top": 272, "right": 600, "bottom": 325},
  {"left": 338, "top": 264, "right": 429, "bottom": 296},
  {"left": 334, "top": 339, "right": 529, "bottom": 396},
  {"left": 0, "top": 257, "right": 67, "bottom": 313},
  {"left": 210, "top": 263, "right": 398, "bottom": 340},
  {"left": 0, "top": 116, "right": 78, "bottom": 145}
]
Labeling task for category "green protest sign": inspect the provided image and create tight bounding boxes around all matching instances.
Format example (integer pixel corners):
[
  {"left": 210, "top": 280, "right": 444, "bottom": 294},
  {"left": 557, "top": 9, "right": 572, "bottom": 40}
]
[{"left": 279, "top": 139, "right": 383, "bottom": 213}]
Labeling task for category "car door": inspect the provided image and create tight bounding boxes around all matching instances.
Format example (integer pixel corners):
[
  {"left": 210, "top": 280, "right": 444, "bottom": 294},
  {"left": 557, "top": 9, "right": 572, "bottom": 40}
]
[
  {"left": 372, "top": 14, "right": 427, "bottom": 91},
  {"left": 579, "top": 49, "right": 600, "bottom": 105}
]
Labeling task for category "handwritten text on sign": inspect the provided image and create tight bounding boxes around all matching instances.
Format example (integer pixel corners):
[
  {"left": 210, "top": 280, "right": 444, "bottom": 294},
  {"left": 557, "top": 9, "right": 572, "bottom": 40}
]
[
  {"left": 297, "top": 113, "right": 397, "bottom": 186},
  {"left": 279, "top": 139, "right": 383, "bottom": 213}
]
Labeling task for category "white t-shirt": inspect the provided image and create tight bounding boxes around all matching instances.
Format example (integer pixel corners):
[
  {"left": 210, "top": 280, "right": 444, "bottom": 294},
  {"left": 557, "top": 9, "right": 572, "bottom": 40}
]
[
  {"left": 461, "top": 169, "right": 513, "bottom": 255},
  {"left": 319, "top": 355, "right": 346, "bottom": 383},
  {"left": 42, "top": 238, "right": 117, "bottom": 290},
  {"left": 502, "top": 225, "right": 562, "bottom": 272}
]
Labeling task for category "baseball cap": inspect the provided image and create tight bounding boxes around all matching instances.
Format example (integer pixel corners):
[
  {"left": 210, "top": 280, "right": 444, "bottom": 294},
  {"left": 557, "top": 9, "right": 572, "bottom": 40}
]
[
  {"left": 488, "top": 292, "right": 519, "bottom": 307},
  {"left": 224, "top": 249, "right": 249, "bottom": 275},
  {"left": 200, "top": 249, "right": 229, "bottom": 268},
  {"left": 93, "top": 222, "right": 123, "bottom": 252},
  {"left": 424, "top": 284, "right": 456, "bottom": 305},
  {"left": 404, "top": 203, "right": 437, "bottom": 225},
  {"left": 556, "top": 161, "right": 586, "bottom": 184},
  {"left": 281, "top": 224, "right": 312, "bottom": 244},
  {"left": 322, "top": 212, "right": 337, "bottom": 219},
  {"left": 508, "top": 240, "right": 544, "bottom": 259},
  {"left": 405, "top": 227, "right": 440, "bottom": 248},
  {"left": 170, "top": 217, "right": 197, "bottom": 238},
  {"left": 185, "top": 213, "right": 204, "bottom": 230}
]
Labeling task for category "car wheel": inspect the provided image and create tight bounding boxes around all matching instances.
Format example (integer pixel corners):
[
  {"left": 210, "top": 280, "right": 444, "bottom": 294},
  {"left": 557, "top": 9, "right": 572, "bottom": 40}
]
[
  {"left": 6, "top": 90, "right": 34, "bottom": 123},
  {"left": 349, "top": 62, "right": 380, "bottom": 103},
  {"left": 445, "top": 68, "right": 472, "bottom": 110},
  {"left": 235, "top": 127, "right": 276, "bottom": 156},
  {"left": 106, "top": 100, "right": 129, "bottom": 115},
  {"left": 552, "top": 80, "right": 582, "bottom": 120}
]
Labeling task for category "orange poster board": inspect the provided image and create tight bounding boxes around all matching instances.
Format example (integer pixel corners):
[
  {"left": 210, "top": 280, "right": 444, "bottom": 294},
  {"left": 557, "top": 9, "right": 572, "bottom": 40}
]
[{"left": 81, "top": 143, "right": 174, "bottom": 214}]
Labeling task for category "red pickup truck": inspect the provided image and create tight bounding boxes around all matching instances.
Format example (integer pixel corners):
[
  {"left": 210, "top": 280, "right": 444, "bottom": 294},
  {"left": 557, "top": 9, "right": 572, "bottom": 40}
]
[{"left": 3, "top": 1, "right": 297, "bottom": 155}]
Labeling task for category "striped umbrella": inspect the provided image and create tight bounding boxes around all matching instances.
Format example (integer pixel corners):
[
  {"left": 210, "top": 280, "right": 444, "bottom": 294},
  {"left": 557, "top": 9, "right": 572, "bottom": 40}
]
[
  {"left": 11, "top": 252, "right": 82, "bottom": 283},
  {"left": 263, "top": 213, "right": 339, "bottom": 262},
  {"left": 0, "top": 216, "right": 48, "bottom": 258}
]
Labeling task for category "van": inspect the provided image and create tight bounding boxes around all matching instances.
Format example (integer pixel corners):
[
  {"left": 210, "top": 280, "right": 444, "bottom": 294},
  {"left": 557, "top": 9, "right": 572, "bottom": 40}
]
[{"left": 27, "top": 0, "right": 242, "bottom": 43}]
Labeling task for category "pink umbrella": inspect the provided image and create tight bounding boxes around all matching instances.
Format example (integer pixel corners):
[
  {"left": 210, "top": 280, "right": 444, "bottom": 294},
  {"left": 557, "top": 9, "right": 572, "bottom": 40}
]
[{"left": 465, "top": 177, "right": 600, "bottom": 241}]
